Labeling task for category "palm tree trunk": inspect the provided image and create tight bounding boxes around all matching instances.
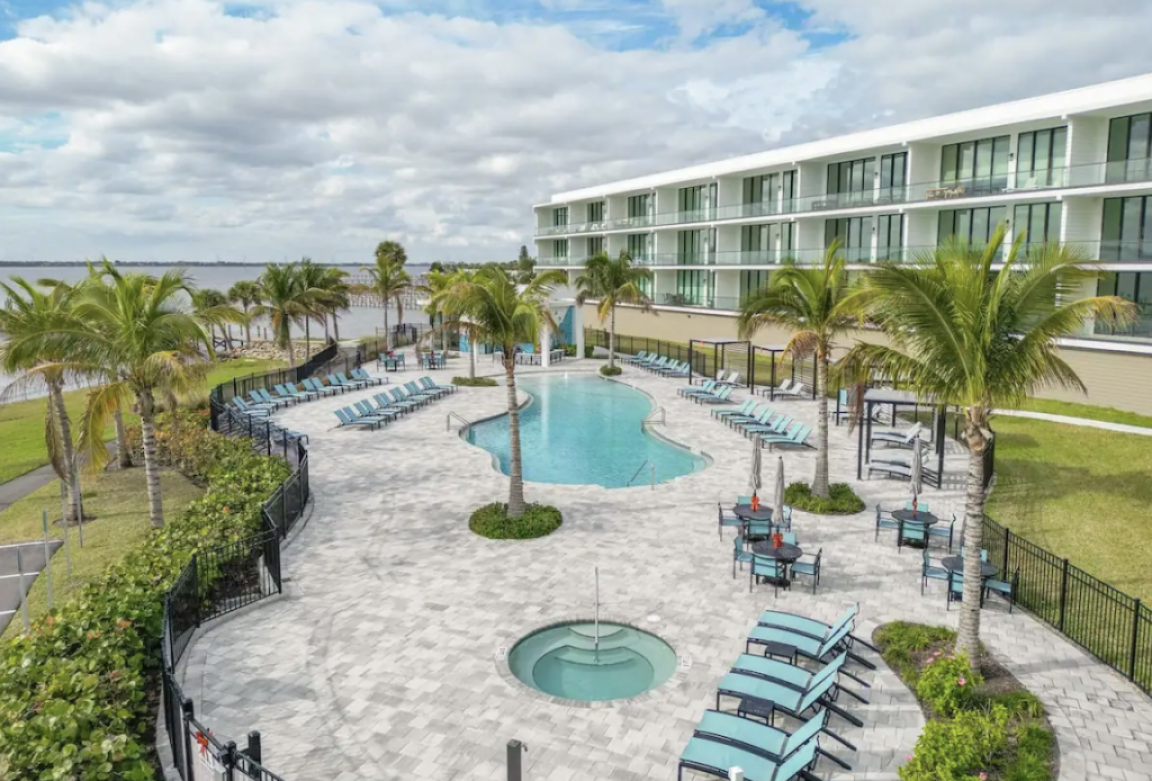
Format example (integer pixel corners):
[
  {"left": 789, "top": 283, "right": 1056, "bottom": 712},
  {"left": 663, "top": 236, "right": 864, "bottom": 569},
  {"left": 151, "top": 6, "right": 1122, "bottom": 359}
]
[
  {"left": 322, "top": 314, "right": 330, "bottom": 342},
  {"left": 50, "top": 380, "right": 80, "bottom": 524},
  {"left": 139, "top": 388, "right": 165, "bottom": 529},
  {"left": 505, "top": 359, "right": 526, "bottom": 519},
  {"left": 114, "top": 404, "right": 131, "bottom": 469},
  {"left": 957, "top": 410, "right": 989, "bottom": 664},
  {"left": 469, "top": 337, "right": 476, "bottom": 379},
  {"left": 383, "top": 301, "right": 392, "bottom": 351},
  {"left": 243, "top": 306, "right": 252, "bottom": 343},
  {"left": 304, "top": 317, "right": 311, "bottom": 355},
  {"left": 608, "top": 306, "right": 617, "bottom": 370},
  {"left": 332, "top": 312, "right": 341, "bottom": 341},
  {"left": 812, "top": 349, "right": 830, "bottom": 499}
]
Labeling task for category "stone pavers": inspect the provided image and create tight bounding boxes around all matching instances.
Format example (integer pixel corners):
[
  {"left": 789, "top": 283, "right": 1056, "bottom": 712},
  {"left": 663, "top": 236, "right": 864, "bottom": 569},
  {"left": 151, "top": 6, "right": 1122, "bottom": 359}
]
[{"left": 181, "top": 356, "right": 1152, "bottom": 781}]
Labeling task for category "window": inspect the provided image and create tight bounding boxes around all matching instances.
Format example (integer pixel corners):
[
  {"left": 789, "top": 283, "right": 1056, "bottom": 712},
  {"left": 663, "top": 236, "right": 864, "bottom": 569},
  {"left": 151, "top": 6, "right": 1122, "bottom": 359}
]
[
  {"left": 826, "top": 157, "right": 876, "bottom": 207},
  {"left": 552, "top": 207, "right": 568, "bottom": 227},
  {"left": 1011, "top": 203, "right": 1062, "bottom": 251},
  {"left": 877, "top": 214, "right": 904, "bottom": 261},
  {"left": 1106, "top": 114, "right": 1152, "bottom": 183},
  {"left": 879, "top": 153, "right": 907, "bottom": 202},
  {"left": 739, "top": 270, "right": 770, "bottom": 300},
  {"left": 626, "top": 233, "right": 649, "bottom": 261},
  {"left": 1101, "top": 197, "right": 1152, "bottom": 261},
  {"left": 587, "top": 236, "right": 604, "bottom": 258},
  {"left": 553, "top": 239, "right": 568, "bottom": 258},
  {"left": 937, "top": 207, "right": 1008, "bottom": 250},
  {"left": 825, "top": 217, "right": 873, "bottom": 262},
  {"left": 1096, "top": 272, "right": 1152, "bottom": 338},
  {"left": 676, "top": 230, "right": 711, "bottom": 264},
  {"left": 677, "top": 183, "right": 715, "bottom": 220},
  {"left": 940, "top": 136, "right": 1011, "bottom": 193},
  {"left": 740, "top": 223, "right": 793, "bottom": 263},
  {"left": 742, "top": 171, "right": 796, "bottom": 216},
  {"left": 675, "top": 270, "right": 711, "bottom": 306},
  {"left": 627, "top": 194, "right": 651, "bottom": 221},
  {"left": 587, "top": 201, "right": 604, "bottom": 223},
  {"left": 1016, "top": 127, "right": 1067, "bottom": 188}
]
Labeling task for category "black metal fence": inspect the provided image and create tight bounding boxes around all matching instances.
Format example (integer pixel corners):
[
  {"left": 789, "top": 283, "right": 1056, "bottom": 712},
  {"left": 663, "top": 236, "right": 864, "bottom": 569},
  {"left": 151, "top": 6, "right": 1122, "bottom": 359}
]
[
  {"left": 982, "top": 514, "right": 1150, "bottom": 694},
  {"left": 161, "top": 359, "right": 323, "bottom": 780}
]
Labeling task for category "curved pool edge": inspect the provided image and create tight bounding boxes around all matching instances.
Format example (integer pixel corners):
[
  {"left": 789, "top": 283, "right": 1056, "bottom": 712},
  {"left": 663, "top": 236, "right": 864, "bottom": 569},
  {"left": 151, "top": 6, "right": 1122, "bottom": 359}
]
[
  {"left": 459, "top": 371, "right": 714, "bottom": 490},
  {"left": 492, "top": 612, "right": 692, "bottom": 709}
]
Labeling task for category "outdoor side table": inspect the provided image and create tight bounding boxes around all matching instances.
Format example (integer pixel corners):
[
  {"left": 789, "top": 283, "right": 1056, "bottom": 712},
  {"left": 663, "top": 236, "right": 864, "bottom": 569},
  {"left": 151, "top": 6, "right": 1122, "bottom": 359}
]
[{"left": 737, "top": 695, "right": 776, "bottom": 726}]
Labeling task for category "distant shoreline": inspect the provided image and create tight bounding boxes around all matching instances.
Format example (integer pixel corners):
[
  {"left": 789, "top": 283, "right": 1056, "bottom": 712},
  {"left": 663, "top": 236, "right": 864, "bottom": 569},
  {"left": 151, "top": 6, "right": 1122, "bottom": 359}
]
[{"left": 0, "top": 261, "right": 431, "bottom": 269}]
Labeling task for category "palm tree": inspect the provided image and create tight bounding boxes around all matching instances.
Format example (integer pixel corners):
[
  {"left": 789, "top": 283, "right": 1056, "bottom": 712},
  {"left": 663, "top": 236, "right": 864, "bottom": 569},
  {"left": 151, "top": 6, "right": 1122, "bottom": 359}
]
[
  {"left": 737, "top": 245, "right": 862, "bottom": 499},
  {"left": 574, "top": 250, "right": 653, "bottom": 371},
  {"left": 315, "top": 266, "right": 351, "bottom": 341},
  {"left": 0, "top": 277, "right": 84, "bottom": 523},
  {"left": 418, "top": 270, "right": 454, "bottom": 354},
  {"left": 841, "top": 227, "right": 1136, "bottom": 660},
  {"left": 70, "top": 267, "right": 214, "bottom": 528},
  {"left": 227, "top": 280, "right": 262, "bottom": 343},
  {"left": 374, "top": 240, "right": 408, "bottom": 267},
  {"left": 356, "top": 256, "right": 411, "bottom": 350},
  {"left": 191, "top": 288, "right": 241, "bottom": 351},
  {"left": 296, "top": 258, "right": 329, "bottom": 351},
  {"left": 253, "top": 264, "right": 310, "bottom": 365},
  {"left": 435, "top": 266, "right": 566, "bottom": 518}
]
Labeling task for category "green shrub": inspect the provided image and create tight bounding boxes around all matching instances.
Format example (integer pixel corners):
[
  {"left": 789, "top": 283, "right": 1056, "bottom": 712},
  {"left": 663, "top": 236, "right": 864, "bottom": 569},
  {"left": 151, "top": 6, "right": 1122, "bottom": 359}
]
[
  {"left": 562, "top": 344, "right": 577, "bottom": 357},
  {"left": 1002, "top": 723, "right": 1054, "bottom": 781},
  {"left": 783, "top": 481, "right": 864, "bottom": 515},
  {"left": 899, "top": 705, "right": 1009, "bottom": 781},
  {"left": 451, "top": 376, "right": 498, "bottom": 387},
  {"left": 992, "top": 690, "right": 1046, "bottom": 721},
  {"left": 600, "top": 365, "right": 623, "bottom": 377},
  {"left": 874, "top": 621, "right": 955, "bottom": 685},
  {"left": 469, "top": 502, "right": 563, "bottom": 539},
  {"left": 0, "top": 420, "right": 290, "bottom": 780},
  {"left": 915, "top": 652, "right": 983, "bottom": 717}
]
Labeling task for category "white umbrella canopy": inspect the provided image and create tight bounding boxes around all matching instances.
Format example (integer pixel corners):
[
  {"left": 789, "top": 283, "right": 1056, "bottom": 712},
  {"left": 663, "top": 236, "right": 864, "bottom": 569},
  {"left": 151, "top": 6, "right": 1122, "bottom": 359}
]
[
  {"left": 748, "top": 436, "right": 763, "bottom": 495},
  {"left": 910, "top": 443, "right": 923, "bottom": 505},
  {"left": 773, "top": 456, "right": 786, "bottom": 526}
]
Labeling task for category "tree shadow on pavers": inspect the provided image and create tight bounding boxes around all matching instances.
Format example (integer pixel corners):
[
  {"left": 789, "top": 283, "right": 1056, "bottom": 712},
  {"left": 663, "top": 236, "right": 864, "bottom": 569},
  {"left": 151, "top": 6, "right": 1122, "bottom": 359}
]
[{"left": 232, "top": 677, "right": 317, "bottom": 706}]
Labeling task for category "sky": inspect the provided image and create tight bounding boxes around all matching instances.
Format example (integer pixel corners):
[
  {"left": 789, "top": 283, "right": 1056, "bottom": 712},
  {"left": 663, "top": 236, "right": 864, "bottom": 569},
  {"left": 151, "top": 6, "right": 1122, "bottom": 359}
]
[{"left": 0, "top": 1, "right": 1150, "bottom": 265}]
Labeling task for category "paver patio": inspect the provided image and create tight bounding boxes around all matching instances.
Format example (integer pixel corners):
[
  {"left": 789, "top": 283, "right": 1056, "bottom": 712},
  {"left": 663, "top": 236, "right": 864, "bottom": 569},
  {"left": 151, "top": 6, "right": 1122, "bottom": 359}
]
[{"left": 179, "top": 356, "right": 1152, "bottom": 781}]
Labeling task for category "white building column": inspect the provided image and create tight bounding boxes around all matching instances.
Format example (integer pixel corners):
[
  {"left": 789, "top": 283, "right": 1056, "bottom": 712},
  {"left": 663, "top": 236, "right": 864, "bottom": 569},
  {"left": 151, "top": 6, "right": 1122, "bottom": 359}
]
[
  {"left": 540, "top": 323, "right": 552, "bottom": 368},
  {"left": 573, "top": 306, "right": 585, "bottom": 359}
]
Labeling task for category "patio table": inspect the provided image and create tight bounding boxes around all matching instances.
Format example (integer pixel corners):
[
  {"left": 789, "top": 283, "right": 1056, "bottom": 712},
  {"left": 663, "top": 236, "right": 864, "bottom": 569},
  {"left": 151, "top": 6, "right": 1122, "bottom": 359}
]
[
  {"left": 891, "top": 509, "right": 938, "bottom": 527},
  {"left": 941, "top": 556, "right": 998, "bottom": 579},
  {"left": 751, "top": 542, "right": 803, "bottom": 587},
  {"left": 733, "top": 504, "right": 773, "bottom": 522}
]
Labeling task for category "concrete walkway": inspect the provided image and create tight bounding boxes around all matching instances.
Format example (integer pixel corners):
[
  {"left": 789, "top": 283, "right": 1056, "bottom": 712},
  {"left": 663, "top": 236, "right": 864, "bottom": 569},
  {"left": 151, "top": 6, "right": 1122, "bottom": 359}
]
[{"left": 177, "top": 357, "right": 1152, "bottom": 781}]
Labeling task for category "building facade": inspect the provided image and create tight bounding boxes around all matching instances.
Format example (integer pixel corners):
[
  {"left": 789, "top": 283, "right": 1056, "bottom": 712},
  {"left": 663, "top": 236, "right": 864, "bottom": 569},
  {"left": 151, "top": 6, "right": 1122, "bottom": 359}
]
[{"left": 532, "top": 73, "right": 1152, "bottom": 412}]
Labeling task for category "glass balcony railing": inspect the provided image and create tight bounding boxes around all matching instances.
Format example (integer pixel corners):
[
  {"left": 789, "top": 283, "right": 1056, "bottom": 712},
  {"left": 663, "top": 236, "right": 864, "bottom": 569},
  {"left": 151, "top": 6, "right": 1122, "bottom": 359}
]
[{"left": 1094, "top": 304, "right": 1152, "bottom": 340}]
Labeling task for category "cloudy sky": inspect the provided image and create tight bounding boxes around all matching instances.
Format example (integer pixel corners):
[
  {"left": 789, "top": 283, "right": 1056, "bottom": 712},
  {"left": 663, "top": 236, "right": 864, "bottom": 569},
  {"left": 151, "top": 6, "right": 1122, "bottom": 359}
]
[{"left": 0, "top": 0, "right": 1149, "bottom": 265}]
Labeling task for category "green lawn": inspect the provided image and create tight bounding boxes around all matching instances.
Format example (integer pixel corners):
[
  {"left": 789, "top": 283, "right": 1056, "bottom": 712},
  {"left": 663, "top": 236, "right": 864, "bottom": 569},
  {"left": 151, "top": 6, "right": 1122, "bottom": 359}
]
[
  {"left": 0, "top": 358, "right": 283, "bottom": 485},
  {"left": 1016, "top": 397, "right": 1152, "bottom": 429},
  {"left": 986, "top": 415, "right": 1152, "bottom": 601},
  {"left": 0, "top": 466, "right": 204, "bottom": 640}
]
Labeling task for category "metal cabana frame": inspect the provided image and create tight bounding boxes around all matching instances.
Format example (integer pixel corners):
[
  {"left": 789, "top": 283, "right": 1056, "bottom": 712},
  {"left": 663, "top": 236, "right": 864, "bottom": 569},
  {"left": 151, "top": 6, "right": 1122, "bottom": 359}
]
[
  {"left": 856, "top": 388, "right": 947, "bottom": 489},
  {"left": 687, "top": 337, "right": 753, "bottom": 387},
  {"left": 750, "top": 345, "right": 819, "bottom": 400}
]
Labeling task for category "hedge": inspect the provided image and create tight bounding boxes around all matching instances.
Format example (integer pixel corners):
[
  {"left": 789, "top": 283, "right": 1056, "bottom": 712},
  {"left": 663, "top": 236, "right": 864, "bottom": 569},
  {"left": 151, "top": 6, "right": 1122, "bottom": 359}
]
[
  {"left": 0, "top": 412, "right": 291, "bottom": 780},
  {"left": 469, "top": 502, "right": 563, "bottom": 539}
]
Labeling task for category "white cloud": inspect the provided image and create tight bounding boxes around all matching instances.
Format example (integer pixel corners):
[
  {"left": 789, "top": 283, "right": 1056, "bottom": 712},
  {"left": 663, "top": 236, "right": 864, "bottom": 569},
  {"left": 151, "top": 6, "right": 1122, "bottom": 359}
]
[{"left": 0, "top": 0, "right": 1149, "bottom": 264}]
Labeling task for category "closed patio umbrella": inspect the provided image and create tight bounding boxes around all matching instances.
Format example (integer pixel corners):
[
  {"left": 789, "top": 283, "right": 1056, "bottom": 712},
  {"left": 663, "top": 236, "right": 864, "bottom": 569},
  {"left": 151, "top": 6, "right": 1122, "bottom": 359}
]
[
  {"left": 748, "top": 436, "right": 763, "bottom": 494},
  {"left": 773, "top": 456, "right": 785, "bottom": 527},
  {"left": 910, "top": 443, "right": 923, "bottom": 506}
]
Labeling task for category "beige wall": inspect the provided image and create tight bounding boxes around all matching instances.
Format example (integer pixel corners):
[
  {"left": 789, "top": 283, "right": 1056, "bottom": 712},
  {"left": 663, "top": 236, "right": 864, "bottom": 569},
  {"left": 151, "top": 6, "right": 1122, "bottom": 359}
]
[{"left": 588, "top": 305, "right": 1152, "bottom": 415}]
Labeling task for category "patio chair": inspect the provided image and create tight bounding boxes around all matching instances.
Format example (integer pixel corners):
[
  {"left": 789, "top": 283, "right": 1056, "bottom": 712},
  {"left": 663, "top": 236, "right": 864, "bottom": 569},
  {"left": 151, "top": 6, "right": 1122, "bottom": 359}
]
[
  {"left": 421, "top": 376, "right": 457, "bottom": 395},
  {"left": 984, "top": 567, "right": 1020, "bottom": 613},
  {"left": 898, "top": 521, "right": 928, "bottom": 551},
  {"left": 946, "top": 571, "right": 966, "bottom": 609},
  {"left": 716, "top": 654, "right": 863, "bottom": 728},
  {"left": 719, "top": 504, "right": 743, "bottom": 539},
  {"left": 691, "top": 709, "right": 853, "bottom": 770},
  {"left": 732, "top": 534, "right": 753, "bottom": 577},
  {"left": 831, "top": 388, "right": 851, "bottom": 426},
  {"left": 921, "top": 549, "right": 949, "bottom": 594},
  {"left": 749, "top": 553, "right": 787, "bottom": 595},
  {"left": 677, "top": 731, "right": 820, "bottom": 781},
  {"left": 874, "top": 506, "right": 900, "bottom": 541},
  {"left": 712, "top": 398, "right": 756, "bottom": 422},
  {"left": 303, "top": 377, "right": 340, "bottom": 396},
  {"left": 928, "top": 513, "right": 956, "bottom": 550},
  {"left": 351, "top": 367, "right": 386, "bottom": 386},
  {"left": 763, "top": 424, "right": 813, "bottom": 450},
  {"left": 694, "top": 386, "right": 734, "bottom": 405},
  {"left": 790, "top": 549, "right": 821, "bottom": 593},
  {"left": 958, "top": 546, "right": 990, "bottom": 562}
]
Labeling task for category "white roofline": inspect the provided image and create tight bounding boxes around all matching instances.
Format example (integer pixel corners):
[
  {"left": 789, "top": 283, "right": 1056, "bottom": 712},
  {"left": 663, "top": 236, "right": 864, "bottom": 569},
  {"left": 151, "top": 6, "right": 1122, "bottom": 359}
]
[{"left": 547, "top": 72, "right": 1152, "bottom": 203}]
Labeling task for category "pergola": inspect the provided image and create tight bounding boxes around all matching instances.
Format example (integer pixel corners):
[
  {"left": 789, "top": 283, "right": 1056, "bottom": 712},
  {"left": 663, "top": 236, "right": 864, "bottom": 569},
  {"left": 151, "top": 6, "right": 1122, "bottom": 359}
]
[
  {"left": 856, "top": 388, "right": 946, "bottom": 489},
  {"left": 687, "top": 337, "right": 752, "bottom": 386},
  {"left": 751, "top": 345, "right": 819, "bottom": 400}
]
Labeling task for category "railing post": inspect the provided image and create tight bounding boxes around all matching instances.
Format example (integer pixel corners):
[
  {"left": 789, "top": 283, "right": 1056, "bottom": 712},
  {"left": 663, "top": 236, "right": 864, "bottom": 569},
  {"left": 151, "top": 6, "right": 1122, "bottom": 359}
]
[
  {"left": 223, "top": 740, "right": 238, "bottom": 781},
  {"left": 246, "top": 731, "right": 262, "bottom": 765},
  {"left": 181, "top": 699, "right": 196, "bottom": 781},
  {"left": 1058, "top": 558, "right": 1070, "bottom": 631},
  {"left": 1002, "top": 525, "right": 1010, "bottom": 577},
  {"left": 507, "top": 739, "right": 526, "bottom": 781},
  {"left": 1131, "top": 600, "right": 1143, "bottom": 681}
]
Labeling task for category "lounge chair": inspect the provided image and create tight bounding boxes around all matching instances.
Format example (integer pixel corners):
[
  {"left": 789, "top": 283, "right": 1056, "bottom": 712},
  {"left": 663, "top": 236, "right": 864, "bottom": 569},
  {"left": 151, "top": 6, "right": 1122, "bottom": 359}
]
[
  {"left": 763, "top": 424, "right": 813, "bottom": 450},
  {"left": 712, "top": 399, "right": 757, "bottom": 422},
  {"left": 677, "top": 731, "right": 819, "bottom": 781},
  {"left": 403, "top": 381, "right": 439, "bottom": 401},
  {"left": 747, "top": 618, "right": 876, "bottom": 672},
  {"left": 625, "top": 350, "right": 649, "bottom": 365},
  {"left": 333, "top": 406, "right": 386, "bottom": 430},
  {"left": 771, "top": 379, "right": 809, "bottom": 398},
  {"left": 692, "top": 709, "right": 853, "bottom": 768},
  {"left": 232, "top": 397, "right": 272, "bottom": 415},
  {"left": 414, "top": 378, "right": 450, "bottom": 398},
  {"left": 716, "top": 371, "right": 742, "bottom": 388},
  {"left": 373, "top": 392, "right": 408, "bottom": 416},
  {"left": 716, "top": 656, "right": 861, "bottom": 728},
  {"left": 732, "top": 652, "right": 867, "bottom": 706},
  {"left": 334, "top": 371, "right": 370, "bottom": 389},
  {"left": 636, "top": 353, "right": 663, "bottom": 368},
  {"left": 248, "top": 390, "right": 287, "bottom": 409},
  {"left": 694, "top": 386, "right": 734, "bottom": 405},
  {"left": 870, "top": 422, "right": 923, "bottom": 448},
  {"left": 644, "top": 356, "right": 670, "bottom": 373},
  {"left": 388, "top": 387, "right": 425, "bottom": 409},
  {"left": 664, "top": 362, "right": 691, "bottom": 378},
  {"left": 421, "top": 376, "right": 457, "bottom": 394},
  {"left": 656, "top": 360, "right": 687, "bottom": 376},
  {"left": 694, "top": 368, "right": 726, "bottom": 386},
  {"left": 743, "top": 415, "right": 795, "bottom": 438},
  {"left": 756, "top": 605, "right": 878, "bottom": 654},
  {"left": 679, "top": 379, "right": 717, "bottom": 398},
  {"left": 731, "top": 407, "right": 775, "bottom": 432},
  {"left": 276, "top": 383, "right": 314, "bottom": 401},
  {"left": 255, "top": 388, "right": 294, "bottom": 408},
  {"left": 327, "top": 373, "right": 361, "bottom": 390},
  {"left": 355, "top": 399, "right": 401, "bottom": 425},
  {"left": 351, "top": 367, "right": 386, "bottom": 386},
  {"left": 303, "top": 377, "right": 340, "bottom": 396}
]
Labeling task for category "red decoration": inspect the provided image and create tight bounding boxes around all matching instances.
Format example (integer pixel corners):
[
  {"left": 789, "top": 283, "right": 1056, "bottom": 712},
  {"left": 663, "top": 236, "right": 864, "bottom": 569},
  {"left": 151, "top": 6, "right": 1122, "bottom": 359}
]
[
  {"left": 772, "top": 533, "right": 783, "bottom": 549},
  {"left": 751, "top": 493, "right": 760, "bottom": 511}
]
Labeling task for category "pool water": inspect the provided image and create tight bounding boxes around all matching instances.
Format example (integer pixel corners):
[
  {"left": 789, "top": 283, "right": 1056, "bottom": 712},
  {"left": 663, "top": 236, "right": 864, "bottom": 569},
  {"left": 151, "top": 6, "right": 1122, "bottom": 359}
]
[
  {"left": 465, "top": 374, "right": 708, "bottom": 488},
  {"left": 508, "top": 622, "right": 677, "bottom": 701}
]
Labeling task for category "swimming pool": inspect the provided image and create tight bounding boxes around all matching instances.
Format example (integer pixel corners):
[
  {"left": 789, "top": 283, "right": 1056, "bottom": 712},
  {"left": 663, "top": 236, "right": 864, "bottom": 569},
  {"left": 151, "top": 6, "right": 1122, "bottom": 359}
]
[{"left": 465, "top": 374, "right": 708, "bottom": 488}]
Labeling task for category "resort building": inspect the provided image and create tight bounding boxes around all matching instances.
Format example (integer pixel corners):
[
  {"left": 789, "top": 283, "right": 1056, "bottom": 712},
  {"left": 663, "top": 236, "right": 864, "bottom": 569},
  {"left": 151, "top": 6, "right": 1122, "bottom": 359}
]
[{"left": 533, "top": 72, "right": 1152, "bottom": 413}]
